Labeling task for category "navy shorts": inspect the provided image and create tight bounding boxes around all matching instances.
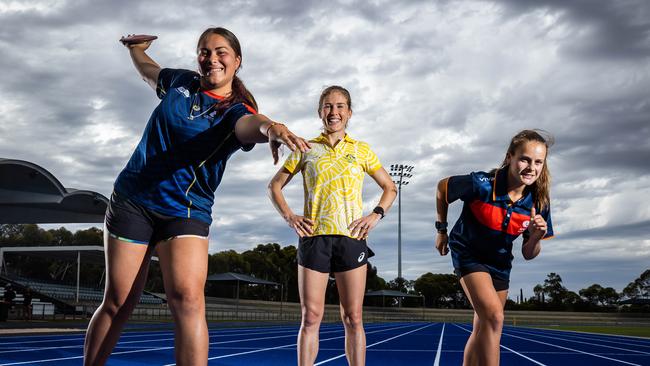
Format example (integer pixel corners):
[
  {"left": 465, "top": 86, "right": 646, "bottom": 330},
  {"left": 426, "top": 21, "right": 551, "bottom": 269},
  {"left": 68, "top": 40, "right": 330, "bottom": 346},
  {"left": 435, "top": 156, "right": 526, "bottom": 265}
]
[
  {"left": 298, "top": 235, "right": 374, "bottom": 273},
  {"left": 450, "top": 245, "right": 510, "bottom": 291},
  {"left": 105, "top": 192, "right": 209, "bottom": 245}
]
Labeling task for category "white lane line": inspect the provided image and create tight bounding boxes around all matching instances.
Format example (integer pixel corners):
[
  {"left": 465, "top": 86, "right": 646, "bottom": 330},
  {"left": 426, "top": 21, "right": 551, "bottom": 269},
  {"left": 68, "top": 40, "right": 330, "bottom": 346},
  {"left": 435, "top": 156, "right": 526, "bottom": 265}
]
[
  {"left": 433, "top": 323, "right": 445, "bottom": 366},
  {"left": 504, "top": 327, "right": 650, "bottom": 350},
  {"left": 508, "top": 326, "right": 650, "bottom": 343},
  {"left": 453, "top": 324, "right": 546, "bottom": 366},
  {"left": 0, "top": 323, "right": 357, "bottom": 365},
  {"left": 504, "top": 328, "right": 650, "bottom": 355},
  {"left": 491, "top": 326, "right": 642, "bottom": 366},
  {"left": 169, "top": 323, "right": 424, "bottom": 366},
  {"left": 313, "top": 323, "right": 436, "bottom": 365}
]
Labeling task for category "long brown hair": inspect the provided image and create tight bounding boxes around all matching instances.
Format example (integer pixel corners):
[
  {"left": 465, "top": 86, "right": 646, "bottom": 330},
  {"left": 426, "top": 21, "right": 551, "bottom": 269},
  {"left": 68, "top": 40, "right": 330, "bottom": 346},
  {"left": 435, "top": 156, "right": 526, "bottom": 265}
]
[
  {"left": 498, "top": 129, "right": 554, "bottom": 212},
  {"left": 196, "top": 27, "right": 258, "bottom": 113}
]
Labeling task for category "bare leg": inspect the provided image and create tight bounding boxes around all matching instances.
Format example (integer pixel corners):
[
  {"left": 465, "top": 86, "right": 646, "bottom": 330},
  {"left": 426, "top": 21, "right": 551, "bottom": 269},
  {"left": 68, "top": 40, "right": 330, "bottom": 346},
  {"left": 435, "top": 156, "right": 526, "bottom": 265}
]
[
  {"left": 83, "top": 232, "right": 154, "bottom": 366},
  {"left": 297, "top": 265, "right": 329, "bottom": 366},
  {"left": 335, "top": 265, "right": 367, "bottom": 366},
  {"left": 459, "top": 272, "right": 508, "bottom": 366},
  {"left": 156, "top": 237, "right": 209, "bottom": 366}
]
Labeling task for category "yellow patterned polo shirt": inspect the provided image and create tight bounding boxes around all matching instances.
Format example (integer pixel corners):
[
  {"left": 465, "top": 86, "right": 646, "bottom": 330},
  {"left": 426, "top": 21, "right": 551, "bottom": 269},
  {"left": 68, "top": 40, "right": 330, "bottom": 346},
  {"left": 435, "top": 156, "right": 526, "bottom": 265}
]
[{"left": 283, "top": 134, "right": 382, "bottom": 237}]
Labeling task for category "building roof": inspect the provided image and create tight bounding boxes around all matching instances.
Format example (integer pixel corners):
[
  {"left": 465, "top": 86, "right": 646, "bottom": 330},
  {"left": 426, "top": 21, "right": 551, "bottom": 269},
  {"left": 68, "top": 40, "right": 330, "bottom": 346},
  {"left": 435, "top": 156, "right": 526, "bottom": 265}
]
[
  {"left": 206, "top": 272, "right": 279, "bottom": 286},
  {"left": 365, "top": 289, "right": 423, "bottom": 298},
  {"left": 0, "top": 159, "right": 108, "bottom": 224}
]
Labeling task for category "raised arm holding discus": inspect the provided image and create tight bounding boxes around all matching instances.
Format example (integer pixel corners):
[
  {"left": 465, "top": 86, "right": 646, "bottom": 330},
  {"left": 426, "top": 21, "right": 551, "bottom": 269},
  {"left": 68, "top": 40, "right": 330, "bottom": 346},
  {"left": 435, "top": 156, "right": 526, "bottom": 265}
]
[
  {"left": 83, "top": 27, "right": 308, "bottom": 366},
  {"left": 434, "top": 129, "right": 554, "bottom": 366}
]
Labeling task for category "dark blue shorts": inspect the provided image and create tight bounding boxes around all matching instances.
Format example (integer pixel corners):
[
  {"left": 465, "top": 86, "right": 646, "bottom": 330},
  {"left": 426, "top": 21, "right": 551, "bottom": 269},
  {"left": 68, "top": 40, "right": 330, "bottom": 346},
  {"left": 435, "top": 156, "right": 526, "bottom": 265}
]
[
  {"left": 298, "top": 235, "right": 374, "bottom": 273},
  {"left": 450, "top": 244, "right": 510, "bottom": 291},
  {"left": 105, "top": 192, "right": 209, "bottom": 245}
]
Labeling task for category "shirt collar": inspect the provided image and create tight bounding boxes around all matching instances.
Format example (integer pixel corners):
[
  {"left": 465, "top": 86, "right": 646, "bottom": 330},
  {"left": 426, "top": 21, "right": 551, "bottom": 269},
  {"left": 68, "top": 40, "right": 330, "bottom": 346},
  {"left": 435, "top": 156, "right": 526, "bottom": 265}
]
[
  {"left": 492, "top": 168, "right": 534, "bottom": 208},
  {"left": 311, "top": 133, "right": 357, "bottom": 144}
]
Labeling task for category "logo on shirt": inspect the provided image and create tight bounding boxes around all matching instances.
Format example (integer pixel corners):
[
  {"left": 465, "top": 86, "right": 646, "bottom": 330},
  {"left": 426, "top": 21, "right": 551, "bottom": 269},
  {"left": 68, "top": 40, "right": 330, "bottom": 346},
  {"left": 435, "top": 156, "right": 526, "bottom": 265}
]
[
  {"left": 358, "top": 252, "right": 365, "bottom": 262},
  {"left": 176, "top": 87, "right": 190, "bottom": 98},
  {"left": 344, "top": 154, "right": 356, "bottom": 163}
]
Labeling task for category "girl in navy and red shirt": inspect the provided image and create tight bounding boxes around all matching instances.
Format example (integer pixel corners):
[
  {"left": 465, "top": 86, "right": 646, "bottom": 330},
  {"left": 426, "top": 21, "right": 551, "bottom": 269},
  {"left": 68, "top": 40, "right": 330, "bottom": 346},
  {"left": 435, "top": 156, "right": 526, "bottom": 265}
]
[{"left": 435, "top": 130, "right": 554, "bottom": 366}]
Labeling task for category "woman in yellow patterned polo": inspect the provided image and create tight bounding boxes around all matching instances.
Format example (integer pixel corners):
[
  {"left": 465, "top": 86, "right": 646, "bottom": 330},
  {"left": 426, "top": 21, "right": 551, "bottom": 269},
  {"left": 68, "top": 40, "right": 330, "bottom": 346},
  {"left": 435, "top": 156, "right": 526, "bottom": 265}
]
[{"left": 269, "top": 86, "right": 397, "bottom": 366}]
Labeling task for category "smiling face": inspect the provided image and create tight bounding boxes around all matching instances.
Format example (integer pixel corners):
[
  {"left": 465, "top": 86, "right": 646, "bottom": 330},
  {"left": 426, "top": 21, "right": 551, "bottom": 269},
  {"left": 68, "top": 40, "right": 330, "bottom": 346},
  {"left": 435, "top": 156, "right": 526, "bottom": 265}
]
[
  {"left": 506, "top": 141, "right": 547, "bottom": 187},
  {"left": 197, "top": 33, "right": 241, "bottom": 94},
  {"left": 319, "top": 91, "right": 352, "bottom": 134}
]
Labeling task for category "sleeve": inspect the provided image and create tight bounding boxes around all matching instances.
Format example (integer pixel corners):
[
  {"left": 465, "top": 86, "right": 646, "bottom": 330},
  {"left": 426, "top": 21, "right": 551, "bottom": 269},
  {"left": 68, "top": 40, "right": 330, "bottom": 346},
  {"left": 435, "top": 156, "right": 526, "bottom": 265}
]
[
  {"left": 156, "top": 68, "right": 196, "bottom": 99},
  {"left": 446, "top": 173, "right": 476, "bottom": 203},
  {"left": 283, "top": 149, "right": 303, "bottom": 174},
  {"left": 224, "top": 103, "right": 256, "bottom": 152},
  {"left": 362, "top": 143, "right": 382, "bottom": 174}
]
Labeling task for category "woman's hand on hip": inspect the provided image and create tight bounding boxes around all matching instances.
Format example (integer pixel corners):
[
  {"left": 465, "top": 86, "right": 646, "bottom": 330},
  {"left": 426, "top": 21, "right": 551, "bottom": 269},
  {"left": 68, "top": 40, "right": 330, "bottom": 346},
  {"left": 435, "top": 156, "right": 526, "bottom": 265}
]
[
  {"left": 287, "top": 214, "right": 314, "bottom": 238},
  {"left": 348, "top": 214, "right": 381, "bottom": 240}
]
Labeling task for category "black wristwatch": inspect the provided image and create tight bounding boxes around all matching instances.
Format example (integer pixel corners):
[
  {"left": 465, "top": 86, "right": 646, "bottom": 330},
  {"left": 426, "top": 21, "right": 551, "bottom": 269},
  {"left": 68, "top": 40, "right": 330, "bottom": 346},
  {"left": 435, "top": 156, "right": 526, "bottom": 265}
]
[
  {"left": 372, "top": 206, "right": 385, "bottom": 219},
  {"left": 435, "top": 221, "right": 448, "bottom": 233}
]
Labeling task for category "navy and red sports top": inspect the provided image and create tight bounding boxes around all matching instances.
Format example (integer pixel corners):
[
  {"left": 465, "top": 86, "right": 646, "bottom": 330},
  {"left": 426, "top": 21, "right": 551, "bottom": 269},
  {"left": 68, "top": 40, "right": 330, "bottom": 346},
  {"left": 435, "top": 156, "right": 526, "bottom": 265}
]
[
  {"left": 113, "top": 68, "right": 257, "bottom": 224},
  {"left": 446, "top": 169, "right": 554, "bottom": 270}
]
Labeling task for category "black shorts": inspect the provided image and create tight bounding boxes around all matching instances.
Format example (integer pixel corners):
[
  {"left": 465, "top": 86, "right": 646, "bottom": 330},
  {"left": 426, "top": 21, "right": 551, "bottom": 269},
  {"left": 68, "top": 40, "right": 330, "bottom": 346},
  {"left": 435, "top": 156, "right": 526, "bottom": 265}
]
[
  {"left": 454, "top": 265, "right": 510, "bottom": 292},
  {"left": 298, "top": 235, "right": 374, "bottom": 273},
  {"left": 105, "top": 192, "right": 209, "bottom": 245}
]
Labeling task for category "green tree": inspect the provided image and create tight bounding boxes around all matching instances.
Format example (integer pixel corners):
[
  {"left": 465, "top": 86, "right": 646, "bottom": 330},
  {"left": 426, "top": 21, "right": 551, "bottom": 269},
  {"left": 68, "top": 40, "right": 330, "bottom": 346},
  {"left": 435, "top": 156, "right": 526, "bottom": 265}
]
[
  {"left": 72, "top": 227, "right": 103, "bottom": 245},
  {"left": 414, "top": 272, "right": 463, "bottom": 308},
  {"left": 622, "top": 269, "right": 650, "bottom": 300},
  {"left": 48, "top": 227, "right": 74, "bottom": 245},
  {"left": 579, "top": 284, "right": 604, "bottom": 305}
]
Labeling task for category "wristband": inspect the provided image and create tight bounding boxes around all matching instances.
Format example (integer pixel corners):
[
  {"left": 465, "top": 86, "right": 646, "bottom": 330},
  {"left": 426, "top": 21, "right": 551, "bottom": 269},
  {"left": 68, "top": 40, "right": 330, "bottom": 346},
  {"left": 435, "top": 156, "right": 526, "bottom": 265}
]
[
  {"left": 435, "top": 221, "right": 448, "bottom": 233},
  {"left": 372, "top": 206, "right": 385, "bottom": 219}
]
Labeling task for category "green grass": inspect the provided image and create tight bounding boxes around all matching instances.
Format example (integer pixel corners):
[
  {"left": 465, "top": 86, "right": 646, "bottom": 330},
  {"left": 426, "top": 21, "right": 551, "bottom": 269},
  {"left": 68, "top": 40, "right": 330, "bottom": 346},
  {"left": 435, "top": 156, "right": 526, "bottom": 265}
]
[{"left": 530, "top": 325, "right": 650, "bottom": 338}]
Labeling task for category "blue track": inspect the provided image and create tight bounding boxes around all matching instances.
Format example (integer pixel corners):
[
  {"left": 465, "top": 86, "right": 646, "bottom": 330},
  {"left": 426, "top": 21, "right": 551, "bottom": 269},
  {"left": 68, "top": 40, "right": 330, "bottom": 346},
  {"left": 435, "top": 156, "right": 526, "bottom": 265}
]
[{"left": 0, "top": 322, "right": 648, "bottom": 365}]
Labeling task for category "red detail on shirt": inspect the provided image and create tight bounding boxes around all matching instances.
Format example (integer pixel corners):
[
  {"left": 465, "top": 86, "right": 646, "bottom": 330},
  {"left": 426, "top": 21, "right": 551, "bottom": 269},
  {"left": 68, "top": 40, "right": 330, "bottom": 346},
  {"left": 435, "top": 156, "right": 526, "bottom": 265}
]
[
  {"left": 469, "top": 200, "right": 531, "bottom": 236},
  {"left": 243, "top": 103, "right": 258, "bottom": 114},
  {"left": 202, "top": 90, "right": 225, "bottom": 100}
]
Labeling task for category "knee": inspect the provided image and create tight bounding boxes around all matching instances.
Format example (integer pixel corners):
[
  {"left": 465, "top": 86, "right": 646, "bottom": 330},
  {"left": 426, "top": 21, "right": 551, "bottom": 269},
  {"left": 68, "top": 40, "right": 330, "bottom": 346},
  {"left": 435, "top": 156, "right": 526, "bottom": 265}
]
[
  {"left": 479, "top": 307, "right": 504, "bottom": 331},
  {"left": 101, "top": 290, "right": 138, "bottom": 319},
  {"left": 301, "top": 306, "right": 323, "bottom": 330},
  {"left": 166, "top": 289, "right": 205, "bottom": 317},
  {"left": 340, "top": 308, "right": 363, "bottom": 331}
]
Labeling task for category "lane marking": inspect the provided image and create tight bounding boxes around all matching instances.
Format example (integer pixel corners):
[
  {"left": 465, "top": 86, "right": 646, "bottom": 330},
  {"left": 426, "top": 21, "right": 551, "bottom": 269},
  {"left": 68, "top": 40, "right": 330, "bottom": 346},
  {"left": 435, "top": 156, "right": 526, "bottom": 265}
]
[
  {"left": 504, "top": 327, "right": 650, "bottom": 355},
  {"left": 453, "top": 324, "right": 547, "bottom": 366},
  {"left": 504, "top": 326, "right": 650, "bottom": 350},
  {"left": 0, "top": 323, "right": 402, "bottom": 365},
  {"left": 173, "top": 323, "right": 425, "bottom": 366},
  {"left": 433, "top": 323, "right": 445, "bottom": 366},
  {"left": 477, "top": 325, "right": 643, "bottom": 366},
  {"left": 314, "top": 323, "right": 436, "bottom": 365}
]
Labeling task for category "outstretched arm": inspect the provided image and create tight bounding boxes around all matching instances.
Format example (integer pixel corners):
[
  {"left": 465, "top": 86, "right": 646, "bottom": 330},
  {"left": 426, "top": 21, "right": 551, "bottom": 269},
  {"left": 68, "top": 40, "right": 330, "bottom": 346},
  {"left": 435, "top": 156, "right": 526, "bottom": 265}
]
[
  {"left": 435, "top": 177, "right": 450, "bottom": 255},
  {"left": 235, "top": 114, "right": 310, "bottom": 164},
  {"left": 123, "top": 39, "right": 161, "bottom": 90},
  {"left": 348, "top": 167, "right": 397, "bottom": 239},
  {"left": 268, "top": 167, "right": 313, "bottom": 237}
]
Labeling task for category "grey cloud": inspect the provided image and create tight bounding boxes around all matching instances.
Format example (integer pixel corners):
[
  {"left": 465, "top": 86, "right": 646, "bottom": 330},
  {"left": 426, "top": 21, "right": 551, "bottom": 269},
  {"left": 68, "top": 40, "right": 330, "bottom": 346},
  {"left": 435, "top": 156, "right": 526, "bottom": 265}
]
[{"left": 496, "top": 0, "right": 650, "bottom": 60}]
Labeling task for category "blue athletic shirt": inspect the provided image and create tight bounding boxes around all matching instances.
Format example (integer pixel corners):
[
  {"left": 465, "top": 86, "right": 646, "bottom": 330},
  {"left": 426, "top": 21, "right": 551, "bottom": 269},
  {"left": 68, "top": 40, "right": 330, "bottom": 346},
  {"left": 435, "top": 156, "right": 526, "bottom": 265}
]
[
  {"left": 446, "top": 168, "right": 554, "bottom": 272},
  {"left": 113, "top": 68, "right": 257, "bottom": 224}
]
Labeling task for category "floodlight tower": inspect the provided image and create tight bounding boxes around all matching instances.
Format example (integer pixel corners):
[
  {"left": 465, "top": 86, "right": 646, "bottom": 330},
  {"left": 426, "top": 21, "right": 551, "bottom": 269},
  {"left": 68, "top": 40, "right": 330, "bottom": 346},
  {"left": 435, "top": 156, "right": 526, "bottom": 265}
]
[{"left": 389, "top": 164, "right": 414, "bottom": 280}]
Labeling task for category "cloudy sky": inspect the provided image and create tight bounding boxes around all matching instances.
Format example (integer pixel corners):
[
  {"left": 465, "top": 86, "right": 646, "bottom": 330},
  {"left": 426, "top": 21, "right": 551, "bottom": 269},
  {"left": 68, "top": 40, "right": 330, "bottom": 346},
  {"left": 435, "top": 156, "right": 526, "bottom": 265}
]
[{"left": 1, "top": 0, "right": 648, "bottom": 298}]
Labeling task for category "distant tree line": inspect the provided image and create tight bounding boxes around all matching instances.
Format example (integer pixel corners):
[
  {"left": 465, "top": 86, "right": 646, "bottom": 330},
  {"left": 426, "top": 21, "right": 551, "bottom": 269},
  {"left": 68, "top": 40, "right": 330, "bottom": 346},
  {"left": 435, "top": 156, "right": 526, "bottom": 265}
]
[{"left": 1, "top": 224, "right": 647, "bottom": 312}]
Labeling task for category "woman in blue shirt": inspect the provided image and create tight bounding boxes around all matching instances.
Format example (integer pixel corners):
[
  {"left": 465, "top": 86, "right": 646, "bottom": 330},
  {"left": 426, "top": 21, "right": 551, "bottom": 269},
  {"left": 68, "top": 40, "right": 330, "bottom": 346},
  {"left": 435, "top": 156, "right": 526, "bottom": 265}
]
[
  {"left": 83, "top": 27, "right": 310, "bottom": 366},
  {"left": 435, "top": 130, "right": 554, "bottom": 366}
]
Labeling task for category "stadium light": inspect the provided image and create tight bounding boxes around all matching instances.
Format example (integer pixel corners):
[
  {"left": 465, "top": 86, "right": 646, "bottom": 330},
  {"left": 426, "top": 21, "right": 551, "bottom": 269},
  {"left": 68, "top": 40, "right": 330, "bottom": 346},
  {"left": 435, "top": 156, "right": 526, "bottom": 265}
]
[{"left": 389, "top": 164, "right": 415, "bottom": 281}]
